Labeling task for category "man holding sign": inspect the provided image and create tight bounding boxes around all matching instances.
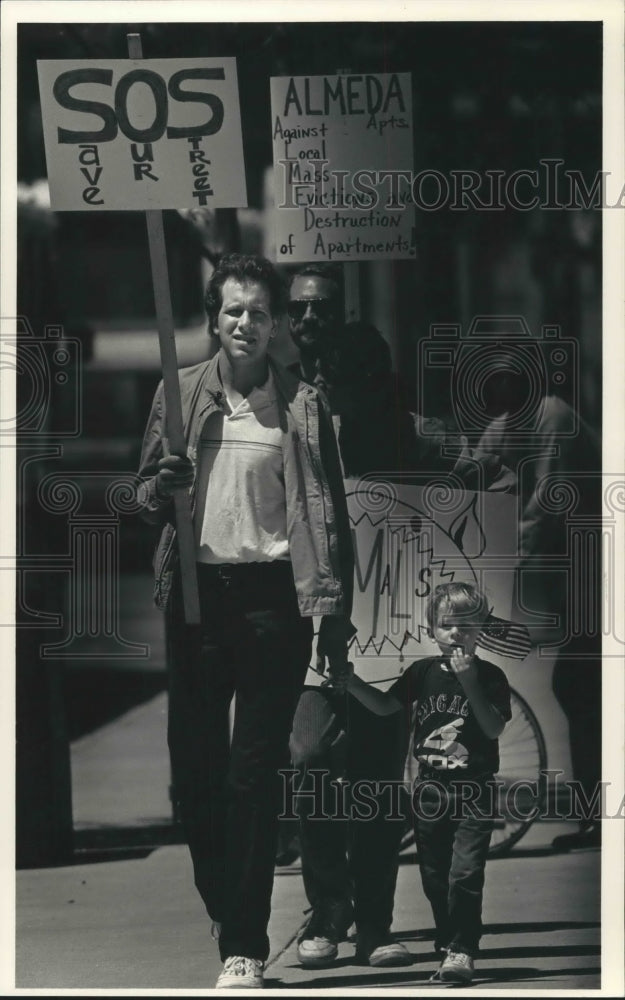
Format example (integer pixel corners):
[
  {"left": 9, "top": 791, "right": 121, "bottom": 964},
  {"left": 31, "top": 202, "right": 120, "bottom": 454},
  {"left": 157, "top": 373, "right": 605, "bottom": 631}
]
[{"left": 138, "top": 254, "right": 355, "bottom": 989}]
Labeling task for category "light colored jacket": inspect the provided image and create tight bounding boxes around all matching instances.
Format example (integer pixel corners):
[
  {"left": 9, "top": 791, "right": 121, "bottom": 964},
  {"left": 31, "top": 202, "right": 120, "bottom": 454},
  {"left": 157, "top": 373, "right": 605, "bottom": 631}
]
[
  {"left": 137, "top": 354, "right": 354, "bottom": 618},
  {"left": 477, "top": 394, "right": 600, "bottom": 558}
]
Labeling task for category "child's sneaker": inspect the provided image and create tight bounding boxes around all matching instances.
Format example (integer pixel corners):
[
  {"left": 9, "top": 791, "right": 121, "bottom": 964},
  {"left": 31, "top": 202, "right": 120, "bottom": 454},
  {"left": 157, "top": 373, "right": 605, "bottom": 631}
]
[
  {"left": 215, "top": 955, "right": 264, "bottom": 989},
  {"left": 439, "top": 949, "right": 474, "bottom": 983}
]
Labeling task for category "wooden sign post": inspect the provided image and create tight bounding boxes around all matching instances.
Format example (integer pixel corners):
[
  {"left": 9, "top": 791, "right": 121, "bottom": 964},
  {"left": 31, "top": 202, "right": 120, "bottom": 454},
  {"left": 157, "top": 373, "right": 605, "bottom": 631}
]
[{"left": 127, "top": 33, "right": 199, "bottom": 623}]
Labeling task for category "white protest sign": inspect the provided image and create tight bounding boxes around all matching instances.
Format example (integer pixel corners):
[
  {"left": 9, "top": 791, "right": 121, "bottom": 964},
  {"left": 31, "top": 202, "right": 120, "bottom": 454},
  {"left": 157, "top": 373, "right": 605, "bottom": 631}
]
[
  {"left": 270, "top": 73, "right": 415, "bottom": 263},
  {"left": 311, "top": 480, "right": 520, "bottom": 688},
  {"left": 37, "top": 58, "right": 247, "bottom": 211}
]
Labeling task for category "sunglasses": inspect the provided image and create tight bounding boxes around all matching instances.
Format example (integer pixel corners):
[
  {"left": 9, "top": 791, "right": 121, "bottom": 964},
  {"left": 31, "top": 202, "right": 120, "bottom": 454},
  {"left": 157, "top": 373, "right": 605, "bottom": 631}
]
[{"left": 287, "top": 298, "right": 337, "bottom": 321}]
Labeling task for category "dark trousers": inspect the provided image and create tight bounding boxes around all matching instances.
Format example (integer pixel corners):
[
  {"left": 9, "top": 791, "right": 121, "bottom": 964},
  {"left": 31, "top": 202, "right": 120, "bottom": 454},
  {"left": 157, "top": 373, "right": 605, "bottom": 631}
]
[
  {"left": 289, "top": 686, "right": 409, "bottom": 934},
  {"left": 552, "top": 651, "right": 601, "bottom": 825},
  {"left": 413, "top": 778, "right": 494, "bottom": 957},
  {"left": 166, "top": 562, "right": 312, "bottom": 963}
]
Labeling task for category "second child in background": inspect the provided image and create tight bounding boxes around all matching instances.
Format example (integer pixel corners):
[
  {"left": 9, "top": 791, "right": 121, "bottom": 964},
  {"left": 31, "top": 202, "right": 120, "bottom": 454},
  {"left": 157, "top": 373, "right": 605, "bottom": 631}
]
[{"left": 345, "top": 582, "right": 512, "bottom": 984}]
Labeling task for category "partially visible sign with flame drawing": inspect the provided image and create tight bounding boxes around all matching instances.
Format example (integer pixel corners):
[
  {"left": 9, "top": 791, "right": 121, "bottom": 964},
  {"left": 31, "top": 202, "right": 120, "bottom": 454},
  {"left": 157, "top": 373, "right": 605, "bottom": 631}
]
[{"left": 312, "top": 480, "right": 520, "bottom": 688}]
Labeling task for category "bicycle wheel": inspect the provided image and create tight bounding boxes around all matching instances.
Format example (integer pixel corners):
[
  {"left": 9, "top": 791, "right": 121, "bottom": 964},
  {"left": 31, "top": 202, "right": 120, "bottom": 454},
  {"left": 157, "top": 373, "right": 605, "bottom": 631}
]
[{"left": 400, "top": 688, "right": 547, "bottom": 857}]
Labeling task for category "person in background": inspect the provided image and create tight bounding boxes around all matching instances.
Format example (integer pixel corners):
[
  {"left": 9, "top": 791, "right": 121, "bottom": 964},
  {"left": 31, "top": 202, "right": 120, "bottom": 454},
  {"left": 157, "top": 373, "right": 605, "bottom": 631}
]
[
  {"left": 286, "top": 264, "right": 414, "bottom": 968},
  {"left": 137, "top": 253, "right": 355, "bottom": 989},
  {"left": 287, "top": 265, "right": 513, "bottom": 487},
  {"left": 345, "top": 582, "right": 512, "bottom": 984},
  {"left": 475, "top": 350, "right": 602, "bottom": 851},
  {"left": 321, "top": 317, "right": 423, "bottom": 478}
]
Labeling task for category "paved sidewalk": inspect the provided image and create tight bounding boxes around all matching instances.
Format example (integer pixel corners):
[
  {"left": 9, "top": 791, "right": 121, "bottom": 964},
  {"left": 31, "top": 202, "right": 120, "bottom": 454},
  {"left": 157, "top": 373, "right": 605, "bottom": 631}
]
[
  {"left": 275, "top": 823, "right": 602, "bottom": 992},
  {"left": 16, "top": 817, "right": 602, "bottom": 993},
  {"left": 15, "top": 673, "right": 615, "bottom": 993}
]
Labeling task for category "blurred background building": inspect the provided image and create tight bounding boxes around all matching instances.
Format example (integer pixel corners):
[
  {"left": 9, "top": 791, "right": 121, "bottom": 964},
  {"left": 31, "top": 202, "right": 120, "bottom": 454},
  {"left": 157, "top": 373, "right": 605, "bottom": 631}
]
[{"left": 14, "top": 19, "right": 602, "bottom": 865}]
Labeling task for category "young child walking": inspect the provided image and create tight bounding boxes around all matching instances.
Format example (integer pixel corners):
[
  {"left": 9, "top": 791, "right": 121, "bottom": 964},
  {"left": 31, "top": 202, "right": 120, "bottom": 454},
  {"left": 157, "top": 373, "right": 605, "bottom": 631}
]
[{"left": 344, "top": 581, "right": 512, "bottom": 984}]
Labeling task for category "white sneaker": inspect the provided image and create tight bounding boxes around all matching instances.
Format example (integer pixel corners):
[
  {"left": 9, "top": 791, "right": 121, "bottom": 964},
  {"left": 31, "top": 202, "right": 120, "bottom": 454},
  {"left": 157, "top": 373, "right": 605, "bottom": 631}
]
[
  {"left": 215, "top": 955, "right": 264, "bottom": 989},
  {"left": 440, "top": 949, "right": 474, "bottom": 983}
]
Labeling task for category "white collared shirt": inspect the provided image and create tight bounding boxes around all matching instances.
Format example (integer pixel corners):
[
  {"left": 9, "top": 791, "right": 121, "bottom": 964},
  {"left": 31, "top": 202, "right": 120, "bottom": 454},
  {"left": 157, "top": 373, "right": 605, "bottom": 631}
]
[{"left": 195, "top": 371, "right": 289, "bottom": 563}]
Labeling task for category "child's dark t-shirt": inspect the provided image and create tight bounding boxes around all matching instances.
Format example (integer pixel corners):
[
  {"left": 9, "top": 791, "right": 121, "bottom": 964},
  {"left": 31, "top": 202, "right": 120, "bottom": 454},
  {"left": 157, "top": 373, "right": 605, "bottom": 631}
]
[{"left": 389, "top": 655, "right": 512, "bottom": 779}]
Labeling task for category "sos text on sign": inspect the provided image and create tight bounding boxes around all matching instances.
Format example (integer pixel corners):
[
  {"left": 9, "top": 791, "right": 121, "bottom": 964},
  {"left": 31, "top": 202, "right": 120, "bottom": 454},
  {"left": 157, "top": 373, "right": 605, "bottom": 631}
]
[
  {"left": 53, "top": 67, "right": 221, "bottom": 206},
  {"left": 37, "top": 58, "right": 247, "bottom": 211}
]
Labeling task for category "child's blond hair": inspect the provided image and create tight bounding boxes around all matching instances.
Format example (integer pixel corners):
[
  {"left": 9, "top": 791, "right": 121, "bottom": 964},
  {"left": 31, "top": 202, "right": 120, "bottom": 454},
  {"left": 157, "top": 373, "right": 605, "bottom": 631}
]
[{"left": 425, "top": 582, "right": 490, "bottom": 631}]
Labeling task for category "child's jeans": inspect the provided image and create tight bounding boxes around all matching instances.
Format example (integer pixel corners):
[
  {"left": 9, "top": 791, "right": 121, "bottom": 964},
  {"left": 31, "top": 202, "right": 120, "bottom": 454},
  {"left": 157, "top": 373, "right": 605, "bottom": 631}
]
[{"left": 413, "top": 775, "right": 496, "bottom": 957}]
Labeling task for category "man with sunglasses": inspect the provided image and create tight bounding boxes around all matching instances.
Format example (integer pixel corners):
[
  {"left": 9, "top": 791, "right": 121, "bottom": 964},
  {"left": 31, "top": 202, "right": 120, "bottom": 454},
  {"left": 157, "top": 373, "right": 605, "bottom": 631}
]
[
  {"left": 285, "top": 264, "right": 414, "bottom": 969},
  {"left": 287, "top": 267, "right": 420, "bottom": 475},
  {"left": 286, "top": 264, "right": 343, "bottom": 394}
]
